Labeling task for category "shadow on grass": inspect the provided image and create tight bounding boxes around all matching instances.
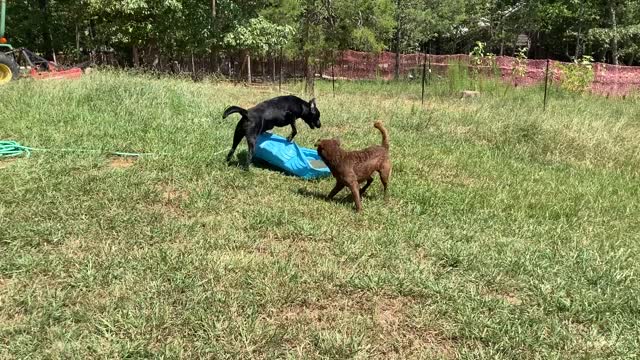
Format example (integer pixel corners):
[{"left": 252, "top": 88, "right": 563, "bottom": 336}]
[
  {"left": 296, "top": 187, "right": 355, "bottom": 205},
  {"left": 223, "top": 151, "right": 331, "bottom": 183}
]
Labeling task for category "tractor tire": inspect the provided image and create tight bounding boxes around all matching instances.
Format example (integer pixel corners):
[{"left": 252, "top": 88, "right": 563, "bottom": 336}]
[{"left": 0, "top": 53, "right": 20, "bottom": 85}]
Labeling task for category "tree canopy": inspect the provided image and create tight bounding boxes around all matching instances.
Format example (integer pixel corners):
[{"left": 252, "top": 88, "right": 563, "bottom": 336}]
[{"left": 3, "top": 0, "right": 639, "bottom": 65}]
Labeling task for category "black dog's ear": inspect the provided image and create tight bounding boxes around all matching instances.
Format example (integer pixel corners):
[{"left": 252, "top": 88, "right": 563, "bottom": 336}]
[{"left": 309, "top": 98, "right": 317, "bottom": 109}]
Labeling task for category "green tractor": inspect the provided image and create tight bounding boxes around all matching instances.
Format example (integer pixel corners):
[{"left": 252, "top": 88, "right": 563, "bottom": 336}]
[
  {"left": 0, "top": 0, "right": 20, "bottom": 85},
  {"left": 0, "top": 0, "right": 19, "bottom": 84}
]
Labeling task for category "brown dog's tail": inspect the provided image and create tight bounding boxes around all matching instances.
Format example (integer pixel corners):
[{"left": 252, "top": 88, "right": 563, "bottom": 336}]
[{"left": 374, "top": 121, "right": 389, "bottom": 150}]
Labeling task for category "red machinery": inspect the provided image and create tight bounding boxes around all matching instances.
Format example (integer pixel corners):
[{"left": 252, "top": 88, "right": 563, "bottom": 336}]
[{"left": 0, "top": 0, "right": 83, "bottom": 85}]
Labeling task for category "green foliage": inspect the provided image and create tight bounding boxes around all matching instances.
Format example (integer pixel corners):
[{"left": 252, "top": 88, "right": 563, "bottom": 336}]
[
  {"left": 3, "top": 0, "right": 640, "bottom": 67},
  {"left": 351, "top": 28, "right": 383, "bottom": 53},
  {"left": 588, "top": 24, "right": 640, "bottom": 61},
  {"left": 557, "top": 55, "right": 595, "bottom": 93},
  {"left": 223, "top": 16, "right": 294, "bottom": 55},
  {"left": 469, "top": 41, "right": 495, "bottom": 67},
  {"left": 334, "top": 0, "right": 395, "bottom": 52},
  {"left": 512, "top": 47, "right": 528, "bottom": 79}
]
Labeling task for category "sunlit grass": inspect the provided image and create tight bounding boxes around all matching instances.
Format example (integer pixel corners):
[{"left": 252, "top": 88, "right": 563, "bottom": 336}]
[{"left": 1, "top": 71, "right": 639, "bottom": 358}]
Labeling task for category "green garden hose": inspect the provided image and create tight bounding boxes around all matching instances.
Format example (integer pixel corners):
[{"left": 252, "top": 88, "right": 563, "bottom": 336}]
[
  {"left": 0, "top": 141, "right": 31, "bottom": 158},
  {"left": 0, "top": 140, "right": 154, "bottom": 159}
]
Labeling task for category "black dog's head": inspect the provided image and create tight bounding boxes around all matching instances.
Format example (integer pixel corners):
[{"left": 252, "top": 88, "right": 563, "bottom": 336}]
[{"left": 303, "top": 98, "right": 321, "bottom": 129}]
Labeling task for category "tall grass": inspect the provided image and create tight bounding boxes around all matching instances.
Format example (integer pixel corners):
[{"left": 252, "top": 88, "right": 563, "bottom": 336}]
[
  {"left": 318, "top": 60, "right": 511, "bottom": 99},
  {"left": 1, "top": 71, "right": 639, "bottom": 358}
]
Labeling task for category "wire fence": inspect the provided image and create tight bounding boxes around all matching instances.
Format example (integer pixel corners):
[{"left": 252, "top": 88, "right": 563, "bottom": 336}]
[{"left": 73, "top": 49, "right": 640, "bottom": 97}]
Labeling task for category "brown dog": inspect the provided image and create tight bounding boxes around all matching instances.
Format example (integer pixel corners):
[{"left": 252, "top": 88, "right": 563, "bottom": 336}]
[{"left": 315, "top": 121, "right": 391, "bottom": 212}]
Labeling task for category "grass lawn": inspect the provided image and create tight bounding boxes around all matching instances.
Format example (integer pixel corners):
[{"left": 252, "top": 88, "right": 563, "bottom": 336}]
[{"left": 1, "top": 72, "right": 639, "bottom": 359}]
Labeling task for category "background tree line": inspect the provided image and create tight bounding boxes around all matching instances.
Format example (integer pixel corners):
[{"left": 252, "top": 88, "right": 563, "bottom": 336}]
[{"left": 4, "top": 0, "right": 640, "bottom": 71}]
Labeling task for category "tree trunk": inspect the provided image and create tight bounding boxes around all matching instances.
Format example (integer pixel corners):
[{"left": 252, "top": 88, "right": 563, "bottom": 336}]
[
  {"left": 575, "top": 1, "right": 584, "bottom": 59},
  {"left": 272, "top": 54, "right": 276, "bottom": 82},
  {"left": 260, "top": 58, "right": 264, "bottom": 81},
  {"left": 247, "top": 53, "right": 252, "bottom": 83},
  {"left": 211, "top": 0, "right": 216, "bottom": 17},
  {"left": 38, "top": 0, "right": 54, "bottom": 60},
  {"left": 394, "top": 0, "right": 401, "bottom": 80},
  {"left": 610, "top": 2, "right": 618, "bottom": 65},
  {"left": 303, "top": 0, "right": 315, "bottom": 95},
  {"left": 305, "top": 54, "right": 315, "bottom": 96},
  {"left": 75, "top": 24, "right": 80, "bottom": 55},
  {"left": 132, "top": 46, "right": 140, "bottom": 67}
]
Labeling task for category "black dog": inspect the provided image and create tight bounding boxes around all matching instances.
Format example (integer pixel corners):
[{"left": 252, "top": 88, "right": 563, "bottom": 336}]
[{"left": 222, "top": 95, "right": 321, "bottom": 165}]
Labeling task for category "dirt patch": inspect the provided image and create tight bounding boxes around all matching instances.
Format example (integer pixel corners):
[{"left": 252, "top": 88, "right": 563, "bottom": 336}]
[
  {"left": 160, "top": 186, "right": 188, "bottom": 203},
  {"left": 253, "top": 232, "right": 330, "bottom": 264},
  {"left": 60, "top": 237, "right": 86, "bottom": 259},
  {"left": 272, "top": 292, "right": 406, "bottom": 326},
  {"left": 150, "top": 184, "right": 189, "bottom": 217},
  {"left": 0, "top": 278, "right": 27, "bottom": 328},
  {"left": 0, "top": 311, "right": 25, "bottom": 329},
  {"left": 0, "top": 159, "right": 18, "bottom": 169},
  {"left": 108, "top": 156, "right": 137, "bottom": 169},
  {"left": 269, "top": 292, "right": 457, "bottom": 358},
  {"left": 496, "top": 293, "right": 522, "bottom": 306},
  {"left": 484, "top": 291, "right": 523, "bottom": 306}
]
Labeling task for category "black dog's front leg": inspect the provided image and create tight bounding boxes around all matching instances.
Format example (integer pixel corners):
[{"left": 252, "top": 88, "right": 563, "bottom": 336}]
[{"left": 287, "top": 123, "right": 298, "bottom": 142}]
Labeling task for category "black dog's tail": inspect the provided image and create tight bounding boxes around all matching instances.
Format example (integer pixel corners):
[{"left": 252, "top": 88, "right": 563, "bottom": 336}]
[
  {"left": 374, "top": 121, "right": 390, "bottom": 150},
  {"left": 222, "top": 105, "right": 248, "bottom": 119}
]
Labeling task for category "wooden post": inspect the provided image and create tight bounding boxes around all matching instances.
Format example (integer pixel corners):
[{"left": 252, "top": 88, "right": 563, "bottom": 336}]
[
  {"left": 75, "top": 24, "right": 80, "bottom": 55},
  {"left": 279, "top": 47, "right": 283, "bottom": 92},
  {"left": 543, "top": 58, "right": 550, "bottom": 111},
  {"left": 421, "top": 46, "right": 427, "bottom": 104},
  {"left": 293, "top": 59, "right": 296, "bottom": 80},
  {"left": 332, "top": 55, "right": 336, "bottom": 97},
  {"left": 247, "top": 53, "right": 251, "bottom": 84},
  {"left": 272, "top": 53, "right": 276, "bottom": 82},
  {"left": 428, "top": 43, "right": 432, "bottom": 85}
]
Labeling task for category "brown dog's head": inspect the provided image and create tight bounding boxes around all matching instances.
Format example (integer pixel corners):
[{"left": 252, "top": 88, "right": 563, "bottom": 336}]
[{"left": 315, "top": 138, "right": 341, "bottom": 161}]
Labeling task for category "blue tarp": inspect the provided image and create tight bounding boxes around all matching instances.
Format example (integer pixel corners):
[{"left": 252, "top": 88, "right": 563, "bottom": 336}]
[{"left": 254, "top": 132, "right": 331, "bottom": 180}]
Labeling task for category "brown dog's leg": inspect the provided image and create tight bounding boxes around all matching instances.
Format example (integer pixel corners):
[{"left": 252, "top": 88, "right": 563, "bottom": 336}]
[
  {"left": 359, "top": 177, "right": 374, "bottom": 197},
  {"left": 348, "top": 182, "right": 363, "bottom": 212},
  {"left": 327, "top": 183, "right": 345, "bottom": 199},
  {"left": 379, "top": 162, "right": 392, "bottom": 200}
]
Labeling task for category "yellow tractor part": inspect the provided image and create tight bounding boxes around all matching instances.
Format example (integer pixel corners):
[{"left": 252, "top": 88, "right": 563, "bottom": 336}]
[{"left": 0, "top": 62, "right": 12, "bottom": 84}]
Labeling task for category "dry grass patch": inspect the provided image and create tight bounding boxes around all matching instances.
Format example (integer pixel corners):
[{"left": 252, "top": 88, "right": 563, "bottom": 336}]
[
  {"left": 267, "top": 291, "right": 457, "bottom": 359},
  {"left": 0, "top": 158, "right": 18, "bottom": 169},
  {"left": 107, "top": 156, "right": 136, "bottom": 169}
]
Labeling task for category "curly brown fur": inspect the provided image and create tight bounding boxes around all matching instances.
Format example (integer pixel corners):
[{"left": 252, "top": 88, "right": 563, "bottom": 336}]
[{"left": 315, "top": 121, "right": 391, "bottom": 212}]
